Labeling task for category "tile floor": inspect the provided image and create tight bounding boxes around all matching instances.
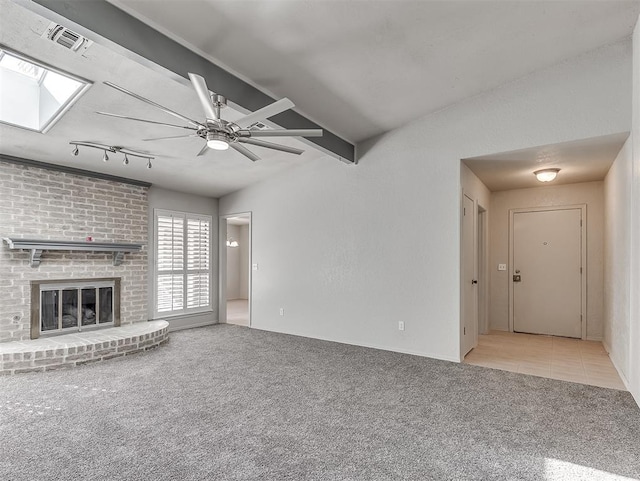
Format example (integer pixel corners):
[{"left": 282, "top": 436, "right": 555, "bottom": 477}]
[
  {"left": 227, "top": 299, "right": 249, "bottom": 326},
  {"left": 464, "top": 330, "right": 626, "bottom": 390}
]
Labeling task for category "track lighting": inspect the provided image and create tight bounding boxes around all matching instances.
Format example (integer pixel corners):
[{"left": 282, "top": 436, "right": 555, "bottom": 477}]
[{"left": 69, "top": 141, "right": 154, "bottom": 168}]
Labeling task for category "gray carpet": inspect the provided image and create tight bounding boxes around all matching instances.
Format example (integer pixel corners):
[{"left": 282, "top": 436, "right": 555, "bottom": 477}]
[{"left": 1, "top": 325, "right": 638, "bottom": 481}]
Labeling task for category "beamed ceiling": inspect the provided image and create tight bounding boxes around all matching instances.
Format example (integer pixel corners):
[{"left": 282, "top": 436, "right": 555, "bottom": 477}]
[{"left": 1, "top": 0, "right": 639, "bottom": 196}]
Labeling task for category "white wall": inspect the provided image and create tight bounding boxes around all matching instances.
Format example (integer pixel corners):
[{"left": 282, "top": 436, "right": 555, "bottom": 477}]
[
  {"left": 604, "top": 138, "right": 632, "bottom": 383},
  {"left": 147, "top": 186, "right": 218, "bottom": 331},
  {"left": 489, "top": 182, "right": 604, "bottom": 339},
  {"left": 629, "top": 15, "right": 640, "bottom": 406},
  {"left": 220, "top": 40, "right": 632, "bottom": 362},
  {"left": 461, "top": 163, "right": 491, "bottom": 336},
  {"left": 226, "top": 224, "right": 242, "bottom": 299},
  {"left": 239, "top": 224, "right": 250, "bottom": 299}
]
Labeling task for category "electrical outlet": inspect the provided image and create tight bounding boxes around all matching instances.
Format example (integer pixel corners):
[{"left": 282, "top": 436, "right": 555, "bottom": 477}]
[
  {"left": 279, "top": 308, "right": 284, "bottom": 316},
  {"left": 398, "top": 321, "right": 405, "bottom": 331},
  {"left": 252, "top": 263, "right": 259, "bottom": 271},
  {"left": 498, "top": 264, "right": 507, "bottom": 271}
]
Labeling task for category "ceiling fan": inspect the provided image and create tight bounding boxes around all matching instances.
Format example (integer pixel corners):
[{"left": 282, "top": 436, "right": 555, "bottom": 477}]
[{"left": 96, "top": 73, "right": 323, "bottom": 162}]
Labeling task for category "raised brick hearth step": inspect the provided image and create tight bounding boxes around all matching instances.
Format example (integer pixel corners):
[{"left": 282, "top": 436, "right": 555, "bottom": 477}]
[{"left": 0, "top": 321, "right": 169, "bottom": 374}]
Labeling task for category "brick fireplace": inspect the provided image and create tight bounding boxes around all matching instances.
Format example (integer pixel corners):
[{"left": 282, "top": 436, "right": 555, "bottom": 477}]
[{"left": 0, "top": 159, "right": 149, "bottom": 343}]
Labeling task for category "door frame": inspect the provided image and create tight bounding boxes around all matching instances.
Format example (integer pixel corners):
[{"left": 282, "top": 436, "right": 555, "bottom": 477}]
[
  {"left": 461, "top": 191, "right": 480, "bottom": 357},
  {"left": 218, "top": 212, "right": 252, "bottom": 326},
  {"left": 508, "top": 204, "right": 587, "bottom": 339}
]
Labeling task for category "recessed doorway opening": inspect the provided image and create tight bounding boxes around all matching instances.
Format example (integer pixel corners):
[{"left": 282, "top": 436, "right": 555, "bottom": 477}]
[
  {"left": 220, "top": 213, "right": 251, "bottom": 326},
  {"left": 459, "top": 133, "right": 629, "bottom": 389}
]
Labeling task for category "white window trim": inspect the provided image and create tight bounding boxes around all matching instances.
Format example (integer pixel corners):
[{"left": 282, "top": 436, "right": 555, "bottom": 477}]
[{"left": 153, "top": 209, "right": 213, "bottom": 319}]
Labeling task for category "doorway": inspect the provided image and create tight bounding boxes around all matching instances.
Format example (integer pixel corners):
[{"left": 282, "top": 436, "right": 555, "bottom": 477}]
[
  {"left": 220, "top": 213, "right": 251, "bottom": 326},
  {"left": 509, "top": 205, "right": 586, "bottom": 339}
]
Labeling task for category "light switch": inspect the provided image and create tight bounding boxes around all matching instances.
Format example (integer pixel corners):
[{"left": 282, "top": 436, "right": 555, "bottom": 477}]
[
  {"left": 252, "top": 263, "right": 259, "bottom": 271},
  {"left": 498, "top": 264, "right": 507, "bottom": 271}
]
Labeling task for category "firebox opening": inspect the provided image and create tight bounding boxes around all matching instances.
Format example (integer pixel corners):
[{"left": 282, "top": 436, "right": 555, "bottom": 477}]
[{"left": 31, "top": 278, "right": 121, "bottom": 339}]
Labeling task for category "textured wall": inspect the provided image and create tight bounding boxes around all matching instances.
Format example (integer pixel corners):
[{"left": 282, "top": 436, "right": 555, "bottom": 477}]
[
  {"left": 226, "top": 224, "right": 242, "bottom": 299},
  {"left": 0, "top": 161, "right": 148, "bottom": 342},
  {"left": 460, "top": 164, "right": 491, "bottom": 337},
  {"left": 629, "top": 14, "right": 640, "bottom": 406},
  {"left": 604, "top": 138, "right": 632, "bottom": 382},
  {"left": 489, "top": 182, "right": 604, "bottom": 339},
  {"left": 239, "top": 224, "right": 250, "bottom": 300},
  {"left": 220, "top": 40, "right": 632, "bottom": 362}
]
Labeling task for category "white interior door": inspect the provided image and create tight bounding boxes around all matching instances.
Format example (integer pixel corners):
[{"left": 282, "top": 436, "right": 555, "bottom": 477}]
[
  {"left": 462, "top": 194, "right": 477, "bottom": 355},
  {"left": 512, "top": 208, "right": 582, "bottom": 338}
]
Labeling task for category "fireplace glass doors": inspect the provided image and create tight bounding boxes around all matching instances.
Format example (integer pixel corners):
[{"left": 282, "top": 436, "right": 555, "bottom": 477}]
[{"left": 37, "top": 280, "right": 118, "bottom": 335}]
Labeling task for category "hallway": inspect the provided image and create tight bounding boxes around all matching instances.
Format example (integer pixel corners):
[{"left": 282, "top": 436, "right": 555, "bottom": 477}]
[
  {"left": 226, "top": 299, "right": 249, "bottom": 326},
  {"left": 464, "top": 330, "right": 626, "bottom": 390}
]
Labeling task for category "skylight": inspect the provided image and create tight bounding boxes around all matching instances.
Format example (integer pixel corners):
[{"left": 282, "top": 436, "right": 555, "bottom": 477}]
[{"left": 0, "top": 49, "right": 90, "bottom": 133}]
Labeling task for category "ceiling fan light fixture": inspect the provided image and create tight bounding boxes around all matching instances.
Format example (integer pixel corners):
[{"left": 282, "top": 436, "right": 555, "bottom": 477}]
[
  {"left": 206, "top": 131, "right": 229, "bottom": 150},
  {"left": 534, "top": 168, "right": 560, "bottom": 182}
]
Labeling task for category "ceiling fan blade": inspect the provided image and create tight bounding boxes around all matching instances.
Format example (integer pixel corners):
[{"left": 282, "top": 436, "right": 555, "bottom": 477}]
[
  {"left": 196, "top": 143, "right": 209, "bottom": 157},
  {"left": 104, "top": 81, "right": 203, "bottom": 128},
  {"left": 230, "top": 143, "right": 260, "bottom": 162},
  {"left": 96, "top": 111, "right": 197, "bottom": 130},
  {"left": 235, "top": 98, "right": 295, "bottom": 128},
  {"left": 238, "top": 137, "right": 304, "bottom": 155},
  {"left": 142, "top": 134, "right": 200, "bottom": 141},
  {"left": 188, "top": 73, "right": 218, "bottom": 121},
  {"left": 239, "top": 129, "right": 323, "bottom": 138}
]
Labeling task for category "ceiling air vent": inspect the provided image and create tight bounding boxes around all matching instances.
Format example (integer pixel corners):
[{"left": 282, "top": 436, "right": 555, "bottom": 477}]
[
  {"left": 42, "top": 22, "right": 91, "bottom": 52},
  {"left": 248, "top": 121, "right": 268, "bottom": 131}
]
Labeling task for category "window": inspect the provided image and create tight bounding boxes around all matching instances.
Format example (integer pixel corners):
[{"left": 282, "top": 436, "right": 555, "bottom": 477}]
[
  {"left": 0, "top": 48, "right": 91, "bottom": 132},
  {"left": 155, "top": 210, "right": 211, "bottom": 316}
]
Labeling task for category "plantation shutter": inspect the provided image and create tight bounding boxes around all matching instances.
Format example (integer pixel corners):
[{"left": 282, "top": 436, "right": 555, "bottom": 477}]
[
  {"left": 186, "top": 217, "right": 210, "bottom": 309},
  {"left": 155, "top": 210, "right": 211, "bottom": 315},
  {"left": 156, "top": 214, "right": 184, "bottom": 312}
]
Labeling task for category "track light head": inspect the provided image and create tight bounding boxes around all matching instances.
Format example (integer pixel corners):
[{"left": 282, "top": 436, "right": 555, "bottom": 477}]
[
  {"left": 123, "top": 154, "right": 129, "bottom": 165},
  {"left": 147, "top": 159, "right": 152, "bottom": 169},
  {"left": 103, "top": 151, "right": 109, "bottom": 162},
  {"left": 72, "top": 146, "right": 79, "bottom": 156}
]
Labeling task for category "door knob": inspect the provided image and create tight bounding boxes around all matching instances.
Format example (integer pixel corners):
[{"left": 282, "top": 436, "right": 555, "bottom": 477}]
[
  {"left": 472, "top": 279, "right": 478, "bottom": 285},
  {"left": 513, "top": 275, "right": 521, "bottom": 282}
]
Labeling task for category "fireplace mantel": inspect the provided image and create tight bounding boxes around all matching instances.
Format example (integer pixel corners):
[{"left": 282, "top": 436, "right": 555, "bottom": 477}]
[{"left": 3, "top": 238, "right": 143, "bottom": 267}]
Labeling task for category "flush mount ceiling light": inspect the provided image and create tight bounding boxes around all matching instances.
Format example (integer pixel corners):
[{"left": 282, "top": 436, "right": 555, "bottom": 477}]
[
  {"left": 69, "top": 141, "right": 154, "bottom": 168},
  {"left": 534, "top": 168, "right": 560, "bottom": 182},
  {"left": 0, "top": 48, "right": 91, "bottom": 133}
]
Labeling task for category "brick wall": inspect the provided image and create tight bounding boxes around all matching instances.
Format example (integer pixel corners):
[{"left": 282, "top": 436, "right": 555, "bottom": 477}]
[{"left": 0, "top": 161, "right": 149, "bottom": 342}]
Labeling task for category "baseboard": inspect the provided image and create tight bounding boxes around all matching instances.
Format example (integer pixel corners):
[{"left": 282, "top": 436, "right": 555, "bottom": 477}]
[
  {"left": 249, "top": 325, "right": 460, "bottom": 364},
  {"left": 168, "top": 320, "right": 217, "bottom": 332},
  {"left": 586, "top": 336, "right": 603, "bottom": 341},
  {"left": 602, "top": 340, "right": 631, "bottom": 391}
]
